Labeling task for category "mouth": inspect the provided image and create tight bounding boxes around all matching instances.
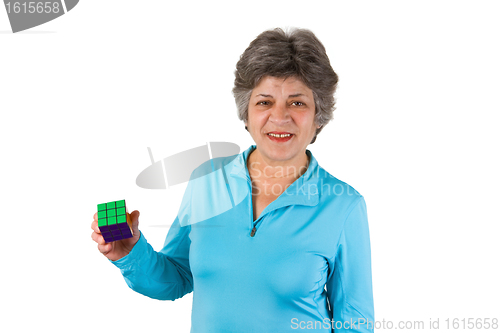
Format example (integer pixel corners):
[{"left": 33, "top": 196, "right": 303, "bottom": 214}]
[{"left": 266, "top": 132, "right": 294, "bottom": 142}]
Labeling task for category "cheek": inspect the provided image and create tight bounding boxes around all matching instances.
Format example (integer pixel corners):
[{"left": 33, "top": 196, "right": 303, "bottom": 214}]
[
  {"left": 295, "top": 113, "right": 316, "bottom": 130},
  {"left": 248, "top": 112, "right": 267, "bottom": 127}
]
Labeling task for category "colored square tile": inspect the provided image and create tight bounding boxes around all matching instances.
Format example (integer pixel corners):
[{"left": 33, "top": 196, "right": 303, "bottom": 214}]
[
  {"left": 107, "top": 209, "right": 117, "bottom": 217},
  {"left": 116, "top": 200, "right": 125, "bottom": 208},
  {"left": 116, "top": 207, "right": 126, "bottom": 216},
  {"left": 117, "top": 222, "right": 128, "bottom": 230},
  {"left": 121, "top": 229, "right": 133, "bottom": 238},
  {"left": 98, "top": 217, "right": 107, "bottom": 228},
  {"left": 97, "top": 203, "right": 107, "bottom": 211},
  {"left": 99, "top": 224, "right": 110, "bottom": 233},
  {"left": 102, "top": 233, "right": 114, "bottom": 243},
  {"left": 106, "top": 202, "right": 116, "bottom": 209},
  {"left": 112, "top": 229, "right": 122, "bottom": 236}
]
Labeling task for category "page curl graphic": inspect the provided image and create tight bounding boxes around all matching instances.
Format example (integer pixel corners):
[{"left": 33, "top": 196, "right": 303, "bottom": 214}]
[
  {"left": 136, "top": 142, "right": 240, "bottom": 189},
  {"left": 3, "top": 0, "right": 79, "bottom": 33},
  {"left": 137, "top": 142, "right": 246, "bottom": 227}
]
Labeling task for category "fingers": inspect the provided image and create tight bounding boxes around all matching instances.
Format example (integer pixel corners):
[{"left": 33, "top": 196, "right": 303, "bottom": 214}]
[
  {"left": 98, "top": 242, "right": 113, "bottom": 256},
  {"left": 91, "top": 219, "right": 101, "bottom": 235},
  {"left": 91, "top": 230, "right": 105, "bottom": 244},
  {"left": 129, "top": 210, "right": 140, "bottom": 224},
  {"left": 91, "top": 212, "right": 105, "bottom": 246},
  {"left": 92, "top": 230, "right": 114, "bottom": 256}
]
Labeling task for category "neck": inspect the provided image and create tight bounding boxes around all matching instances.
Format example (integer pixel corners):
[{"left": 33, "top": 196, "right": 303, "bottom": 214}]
[{"left": 247, "top": 147, "right": 310, "bottom": 180}]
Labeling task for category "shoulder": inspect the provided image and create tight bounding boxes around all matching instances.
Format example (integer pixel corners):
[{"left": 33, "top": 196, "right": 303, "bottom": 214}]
[
  {"left": 315, "top": 164, "right": 362, "bottom": 198},
  {"left": 313, "top": 164, "right": 365, "bottom": 216},
  {"left": 306, "top": 149, "right": 363, "bottom": 201}
]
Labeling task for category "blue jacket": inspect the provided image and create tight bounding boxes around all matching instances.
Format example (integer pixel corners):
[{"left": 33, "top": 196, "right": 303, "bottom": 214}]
[{"left": 111, "top": 145, "right": 375, "bottom": 332}]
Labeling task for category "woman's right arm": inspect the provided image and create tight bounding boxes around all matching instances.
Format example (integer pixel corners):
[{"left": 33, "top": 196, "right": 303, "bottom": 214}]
[{"left": 91, "top": 212, "right": 193, "bottom": 301}]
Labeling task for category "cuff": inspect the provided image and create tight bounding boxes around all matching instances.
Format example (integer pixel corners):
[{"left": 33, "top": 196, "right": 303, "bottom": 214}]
[{"left": 109, "top": 232, "right": 148, "bottom": 270}]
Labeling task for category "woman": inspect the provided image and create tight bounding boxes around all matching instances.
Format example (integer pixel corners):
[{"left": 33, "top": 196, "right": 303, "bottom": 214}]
[{"left": 92, "top": 27, "right": 374, "bottom": 332}]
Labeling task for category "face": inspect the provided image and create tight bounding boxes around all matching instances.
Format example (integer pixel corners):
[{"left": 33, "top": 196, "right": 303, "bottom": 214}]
[{"left": 245, "top": 76, "right": 320, "bottom": 165}]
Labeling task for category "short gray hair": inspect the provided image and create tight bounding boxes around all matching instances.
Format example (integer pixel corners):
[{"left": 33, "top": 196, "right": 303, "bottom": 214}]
[{"left": 232, "top": 27, "right": 338, "bottom": 144}]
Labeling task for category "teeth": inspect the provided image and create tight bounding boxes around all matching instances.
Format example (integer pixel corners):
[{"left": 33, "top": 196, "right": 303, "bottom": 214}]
[{"left": 268, "top": 133, "right": 292, "bottom": 138}]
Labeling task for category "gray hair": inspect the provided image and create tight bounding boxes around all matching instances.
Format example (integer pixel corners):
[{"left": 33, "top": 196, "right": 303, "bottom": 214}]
[{"left": 232, "top": 27, "right": 338, "bottom": 144}]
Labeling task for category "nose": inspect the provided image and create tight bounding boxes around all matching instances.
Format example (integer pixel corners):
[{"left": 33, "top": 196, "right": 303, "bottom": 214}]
[{"left": 269, "top": 102, "right": 291, "bottom": 126}]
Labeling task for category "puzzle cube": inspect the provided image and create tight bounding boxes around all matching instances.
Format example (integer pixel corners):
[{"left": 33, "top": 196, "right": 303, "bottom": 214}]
[{"left": 97, "top": 200, "right": 133, "bottom": 243}]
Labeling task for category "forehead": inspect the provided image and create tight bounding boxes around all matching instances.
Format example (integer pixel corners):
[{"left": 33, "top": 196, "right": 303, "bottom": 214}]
[{"left": 252, "top": 76, "right": 313, "bottom": 96}]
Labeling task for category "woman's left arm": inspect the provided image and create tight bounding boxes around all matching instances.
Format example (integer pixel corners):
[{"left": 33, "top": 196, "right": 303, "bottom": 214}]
[{"left": 326, "top": 196, "right": 375, "bottom": 333}]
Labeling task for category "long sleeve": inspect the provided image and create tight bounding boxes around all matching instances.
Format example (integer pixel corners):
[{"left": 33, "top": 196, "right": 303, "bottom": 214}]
[
  {"left": 326, "top": 196, "right": 375, "bottom": 332},
  {"left": 110, "top": 216, "right": 193, "bottom": 301}
]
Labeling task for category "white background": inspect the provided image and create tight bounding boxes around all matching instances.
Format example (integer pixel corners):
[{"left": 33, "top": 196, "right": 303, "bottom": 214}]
[{"left": 1, "top": 1, "right": 499, "bottom": 332}]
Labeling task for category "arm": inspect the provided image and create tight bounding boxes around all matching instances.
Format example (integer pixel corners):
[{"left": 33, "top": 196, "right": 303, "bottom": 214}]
[
  {"left": 326, "top": 196, "right": 375, "bottom": 332},
  {"left": 110, "top": 216, "right": 193, "bottom": 301}
]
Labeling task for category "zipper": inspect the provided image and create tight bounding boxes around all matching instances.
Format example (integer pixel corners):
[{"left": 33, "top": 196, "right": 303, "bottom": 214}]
[
  {"left": 247, "top": 179, "right": 273, "bottom": 237},
  {"left": 245, "top": 152, "right": 267, "bottom": 238},
  {"left": 250, "top": 218, "right": 263, "bottom": 237},
  {"left": 247, "top": 174, "right": 261, "bottom": 237},
  {"left": 248, "top": 179, "right": 258, "bottom": 237},
  {"left": 250, "top": 215, "right": 267, "bottom": 237}
]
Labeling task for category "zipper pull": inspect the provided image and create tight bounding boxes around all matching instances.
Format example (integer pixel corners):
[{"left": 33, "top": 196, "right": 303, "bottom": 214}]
[{"left": 250, "top": 226, "right": 257, "bottom": 237}]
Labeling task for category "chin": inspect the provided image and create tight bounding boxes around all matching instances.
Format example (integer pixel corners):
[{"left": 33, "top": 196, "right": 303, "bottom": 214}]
[{"left": 261, "top": 147, "right": 298, "bottom": 162}]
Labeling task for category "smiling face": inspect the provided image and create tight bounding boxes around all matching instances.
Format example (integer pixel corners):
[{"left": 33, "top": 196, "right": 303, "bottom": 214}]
[{"left": 245, "top": 76, "right": 320, "bottom": 167}]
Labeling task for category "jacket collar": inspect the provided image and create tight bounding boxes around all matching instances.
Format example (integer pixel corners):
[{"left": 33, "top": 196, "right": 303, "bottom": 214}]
[{"left": 229, "top": 145, "right": 320, "bottom": 211}]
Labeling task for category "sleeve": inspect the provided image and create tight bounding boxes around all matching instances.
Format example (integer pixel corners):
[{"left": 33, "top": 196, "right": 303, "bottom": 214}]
[
  {"left": 326, "top": 196, "right": 375, "bottom": 332},
  {"left": 110, "top": 216, "right": 193, "bottom": 301}
]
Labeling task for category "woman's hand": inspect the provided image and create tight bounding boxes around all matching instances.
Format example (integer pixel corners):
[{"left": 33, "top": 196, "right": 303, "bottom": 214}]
[{"left": 91, "top": 210, "right": 141, "bottom": 262}]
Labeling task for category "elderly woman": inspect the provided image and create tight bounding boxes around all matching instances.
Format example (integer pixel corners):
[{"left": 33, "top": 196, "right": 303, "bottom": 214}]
[{"left": 92, "top": 27, "right": 374, "bottom": 332}]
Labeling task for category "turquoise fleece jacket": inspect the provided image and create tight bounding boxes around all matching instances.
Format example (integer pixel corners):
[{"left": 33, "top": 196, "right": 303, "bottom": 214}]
[{"left": 111, "top": 145, "right": 375, "bottom": 332}]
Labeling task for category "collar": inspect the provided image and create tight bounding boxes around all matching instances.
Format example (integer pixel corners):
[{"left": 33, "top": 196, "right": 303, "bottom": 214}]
[{"left": 229, "top": 145, "right": 320, "bottom": 210}]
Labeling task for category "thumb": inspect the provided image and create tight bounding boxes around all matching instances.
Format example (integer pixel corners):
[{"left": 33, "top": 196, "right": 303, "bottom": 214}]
[{"left": 129, "top": 210, "right": 140, "bottom": 236}]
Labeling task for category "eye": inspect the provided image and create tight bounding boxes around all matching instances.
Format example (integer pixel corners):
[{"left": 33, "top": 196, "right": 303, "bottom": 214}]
[
  {"left": 257, "top": 101, "right": 271, "bottom": 106},
  {"left": 291, "top": 101, "right": 305, "bottom": 106}
]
